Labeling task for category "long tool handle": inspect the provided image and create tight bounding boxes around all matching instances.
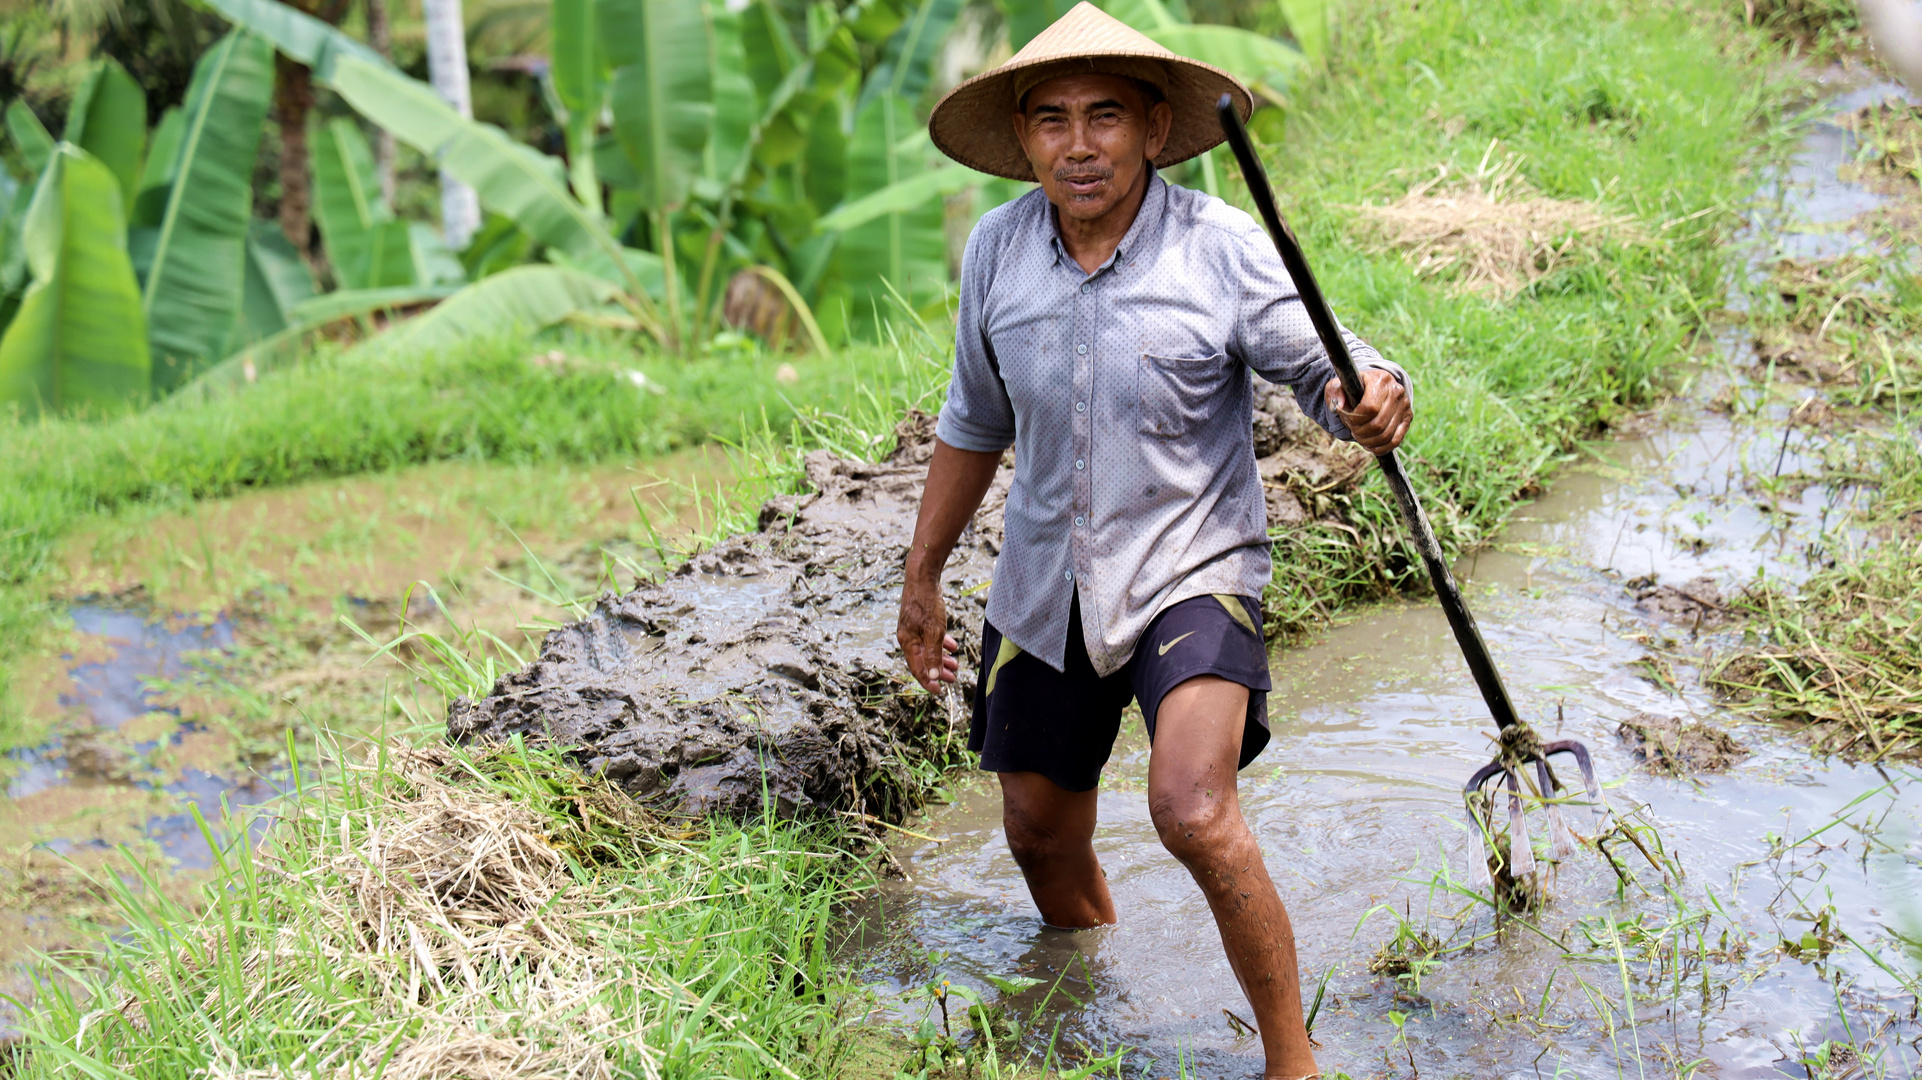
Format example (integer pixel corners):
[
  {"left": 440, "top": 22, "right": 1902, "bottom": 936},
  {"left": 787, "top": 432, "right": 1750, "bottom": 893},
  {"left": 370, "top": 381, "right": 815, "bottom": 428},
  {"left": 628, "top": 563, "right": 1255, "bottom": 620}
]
[{"left": 1215, "top": 95, "right": 1522, "bottom": 732}]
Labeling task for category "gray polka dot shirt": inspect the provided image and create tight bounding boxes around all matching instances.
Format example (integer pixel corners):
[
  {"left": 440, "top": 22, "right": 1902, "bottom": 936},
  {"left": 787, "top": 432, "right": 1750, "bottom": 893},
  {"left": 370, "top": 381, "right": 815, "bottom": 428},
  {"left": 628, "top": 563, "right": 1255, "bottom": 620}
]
[{"left": 935, "top": 170, "right": 1410, "bottom": 676}]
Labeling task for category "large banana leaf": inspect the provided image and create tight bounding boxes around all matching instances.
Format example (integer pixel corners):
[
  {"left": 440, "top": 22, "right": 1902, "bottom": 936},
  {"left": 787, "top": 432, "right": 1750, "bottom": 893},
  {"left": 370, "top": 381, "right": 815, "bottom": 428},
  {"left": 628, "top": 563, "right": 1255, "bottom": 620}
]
[
  {"left": 1101, "top": 0, "right": 1302, "bottom": 101},
  {"left": 4, "top": 103, "right": 54, "bottom": 177},
  {"left": 739, "top": 0, "right": 802, "bottom": 100},
  {"left": 62, "top": 60, "right": 147, "bottom": 208},
  {"left": 325, "top": 55, "right": 641, "bottom": 294},
  {"left": 143, "top": 30, "right": 274, "bottom": 392},
  {"left": 846, "top": 0, "right": 908, "bottom": 43},
  {"left": 802, "top": 98, "right": 848, "bottom": 214},
  {"left": 228, "top": 219, "right": 316, "bottom": 353},
  {"left": 995, "top": 0, "right": 1068, "bottom": 49},
  {"left": 0, "top": 147, "right": 151, "bottom": 414},
  {"left": 199, "top": 0, "right": 390, "bottom": 71},
  {"left": 602, "top": 0, "right": 713, "bottom": 211},
  {"left": 841, "top": 92, "right": 946, "bottom": 320},
  {"left": 1150, "top": 24, "right": 1301, "bottom": 102},
  {"left": 292, "top": 283, "right": 460, "bottom": 324},
  {"left": 204, "top": 0, "right": 640, "bottom": 297},
  {"left": 179, "top": 282, "right": 459, "bottom": 405},
  {"left": 313, "top": 117, "right": 415, "bottom": 290},
  {"left": 816, "top": 163, "right": 992, "bottom": 232},
  {"left": 861, "top": 0, "right": 962, "bottom": 107},
  {"left": 1102, "top": 0, "right": 1181, "bottom": 31},
  {"left": 132, "top": 107, "right": 185, "bottom": 229},
  {"left": 409, "top": 223, "right": 467, "bottom": 285},
  {"left": 376, "top": 264, "right": 621, "bottom": 351},
  {"left": 702, "top": 2, "right": 757, "bottom": 194},
  {"left": 550, "top": 0, "right": 605, "bottom": 210}
]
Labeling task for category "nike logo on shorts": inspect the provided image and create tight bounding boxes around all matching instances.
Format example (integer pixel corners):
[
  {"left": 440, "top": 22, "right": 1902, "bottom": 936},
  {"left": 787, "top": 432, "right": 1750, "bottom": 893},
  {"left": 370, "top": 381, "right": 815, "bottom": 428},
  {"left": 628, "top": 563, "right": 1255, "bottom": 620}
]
[{"left": 1158, "top": 630, "right": 1198, "bottom": 656}]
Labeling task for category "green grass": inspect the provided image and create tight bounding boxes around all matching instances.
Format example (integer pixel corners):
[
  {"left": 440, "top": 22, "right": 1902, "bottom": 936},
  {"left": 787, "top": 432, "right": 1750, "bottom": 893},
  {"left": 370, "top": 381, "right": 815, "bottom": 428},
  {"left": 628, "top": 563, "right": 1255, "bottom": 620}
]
[{"left": 1235, "top": 0, "right": 1803, "bottom": 632}]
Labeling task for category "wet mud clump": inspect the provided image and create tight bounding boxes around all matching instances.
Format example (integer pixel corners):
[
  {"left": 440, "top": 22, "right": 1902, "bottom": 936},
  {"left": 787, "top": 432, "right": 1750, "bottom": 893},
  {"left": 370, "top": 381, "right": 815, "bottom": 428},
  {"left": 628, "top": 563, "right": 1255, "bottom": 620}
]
[
  {"left": 1617, "top": 712, "right": 1750, "bottom": 775},
  {"left": 1252, "top": 380, "right": 1374, "bottom": 527},
  {"left": 449, "top": 411, "right": 1005, "bottom": 822},
  {"left": 452, "top": 394, "right": 1362, "bottom": 822},
  {"left": 1626, "top": 574, "right": 1731, "bottom": 625}
]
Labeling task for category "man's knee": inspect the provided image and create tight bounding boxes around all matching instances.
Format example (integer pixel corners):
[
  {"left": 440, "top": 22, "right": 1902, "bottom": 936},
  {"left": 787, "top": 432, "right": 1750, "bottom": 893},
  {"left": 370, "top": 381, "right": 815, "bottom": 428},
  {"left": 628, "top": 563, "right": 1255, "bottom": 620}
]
[
  {"left": 1149, "top": 787, "right": 1238, "bottom": 866},
  {"left": 1003, "top": 802, "right": 1087, "bottom": 867}
]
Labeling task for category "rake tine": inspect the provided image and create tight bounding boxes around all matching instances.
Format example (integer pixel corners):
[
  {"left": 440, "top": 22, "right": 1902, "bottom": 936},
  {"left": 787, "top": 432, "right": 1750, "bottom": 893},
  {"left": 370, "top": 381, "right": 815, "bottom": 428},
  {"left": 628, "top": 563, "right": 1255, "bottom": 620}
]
[
  {"left": 1543, "top": 739, "right": 1609, "bottom": 829},
  {"left": 1504, "top": 768, "right": 1536, "bottom": 877},
  {"left": 1462, "top": 761, "right": 1505, "bottom": 888},
  {"left": 1534, "top": 756, "right": 1577, "bottom": 859}
]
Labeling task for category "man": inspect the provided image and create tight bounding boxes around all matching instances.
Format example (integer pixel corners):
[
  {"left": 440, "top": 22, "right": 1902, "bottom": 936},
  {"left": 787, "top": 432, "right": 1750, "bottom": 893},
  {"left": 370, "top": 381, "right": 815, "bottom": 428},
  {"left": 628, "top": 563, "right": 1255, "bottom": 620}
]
[{"left": 897, "top": 5, "right": 1411, "bottom": 1078}]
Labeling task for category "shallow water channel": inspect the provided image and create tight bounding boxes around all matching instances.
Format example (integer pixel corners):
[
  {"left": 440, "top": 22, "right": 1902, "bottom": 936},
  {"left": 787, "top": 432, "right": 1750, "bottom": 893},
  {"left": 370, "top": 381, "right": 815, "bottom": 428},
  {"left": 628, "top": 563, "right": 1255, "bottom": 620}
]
[{"left": 842, "top": 77, "right": 1922, "bottom": 1079}]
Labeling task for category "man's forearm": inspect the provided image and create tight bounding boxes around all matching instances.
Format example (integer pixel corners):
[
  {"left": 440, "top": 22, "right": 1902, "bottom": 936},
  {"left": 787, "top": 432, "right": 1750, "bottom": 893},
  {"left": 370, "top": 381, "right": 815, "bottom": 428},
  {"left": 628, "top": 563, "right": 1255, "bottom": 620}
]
[{"left": 905, "top": 438, "right": 1003, "bottom": 584}]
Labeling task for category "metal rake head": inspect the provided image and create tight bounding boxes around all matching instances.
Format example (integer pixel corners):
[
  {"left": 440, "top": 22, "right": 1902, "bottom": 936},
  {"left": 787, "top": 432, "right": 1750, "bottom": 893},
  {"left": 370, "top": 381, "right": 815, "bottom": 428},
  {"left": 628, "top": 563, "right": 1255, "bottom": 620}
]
[{"left": 1462, "top": 737, "right": 1609, "bottom": 890}]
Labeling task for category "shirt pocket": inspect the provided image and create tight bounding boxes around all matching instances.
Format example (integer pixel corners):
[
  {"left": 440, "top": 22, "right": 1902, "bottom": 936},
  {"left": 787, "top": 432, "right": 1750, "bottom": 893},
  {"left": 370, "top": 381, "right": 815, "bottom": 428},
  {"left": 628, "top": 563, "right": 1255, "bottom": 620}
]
[{"left": 1137, "top": 351, "right": 1232, "bottom": 438}]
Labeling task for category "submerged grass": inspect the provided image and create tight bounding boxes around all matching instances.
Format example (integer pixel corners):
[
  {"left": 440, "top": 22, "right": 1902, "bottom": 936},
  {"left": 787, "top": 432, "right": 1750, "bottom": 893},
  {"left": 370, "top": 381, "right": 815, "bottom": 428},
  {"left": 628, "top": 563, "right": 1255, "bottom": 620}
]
[{"left": 1713, "top": 429, "right": 1922, "bottom": 756}]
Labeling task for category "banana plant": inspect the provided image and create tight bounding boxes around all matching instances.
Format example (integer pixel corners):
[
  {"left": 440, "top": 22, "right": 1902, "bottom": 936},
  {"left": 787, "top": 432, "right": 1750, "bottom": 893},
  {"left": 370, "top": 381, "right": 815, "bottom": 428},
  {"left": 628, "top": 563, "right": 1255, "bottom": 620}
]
[
  {"left": 0, "top": 146, "right": 152, "bottom": 415},
  {"left": 313, "top": 117, "right": 415, "bottom": 290},
  {"left": 602, "top": 0, "right": 713, "bottom": 342},
  {"left": 140, "top": 30, "right": 275, "bottom": 392},
  {"left": 61, "top": 59, "right": 147, "bottom": 210},
  {"left": 196, "top": 0, "right": 994, "bottom": 358}
]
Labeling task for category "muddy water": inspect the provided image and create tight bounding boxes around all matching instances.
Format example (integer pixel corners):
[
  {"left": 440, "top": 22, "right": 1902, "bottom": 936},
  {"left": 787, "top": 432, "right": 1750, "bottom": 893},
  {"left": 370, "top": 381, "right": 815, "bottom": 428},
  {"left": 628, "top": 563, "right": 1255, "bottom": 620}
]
[{"left": 846, "top": 79, "right": 1922, "bottom": 1078}]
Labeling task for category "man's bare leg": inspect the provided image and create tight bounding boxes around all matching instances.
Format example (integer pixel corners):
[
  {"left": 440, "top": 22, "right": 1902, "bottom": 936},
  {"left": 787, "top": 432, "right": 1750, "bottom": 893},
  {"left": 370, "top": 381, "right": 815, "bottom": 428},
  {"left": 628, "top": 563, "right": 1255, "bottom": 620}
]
[
  {"left": 997, "top": 772, "right": 1116, "bottom": 929},
  {"left": 1148, "top": 675, "right": 1316, "bottom": 1080}
]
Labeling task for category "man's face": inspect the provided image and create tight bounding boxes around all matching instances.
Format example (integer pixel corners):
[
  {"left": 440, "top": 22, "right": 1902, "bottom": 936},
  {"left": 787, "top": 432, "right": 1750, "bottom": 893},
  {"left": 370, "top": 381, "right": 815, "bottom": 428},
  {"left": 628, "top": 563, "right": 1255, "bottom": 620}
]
[{"left": 1013, "top": 74, "right": 1173, "bottom": 225}]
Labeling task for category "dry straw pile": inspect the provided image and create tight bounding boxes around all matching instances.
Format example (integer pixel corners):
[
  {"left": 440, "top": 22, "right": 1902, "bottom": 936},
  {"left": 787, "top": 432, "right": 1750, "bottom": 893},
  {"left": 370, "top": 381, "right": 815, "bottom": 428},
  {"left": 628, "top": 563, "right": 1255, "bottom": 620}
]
[
  {"left": 45, "top": 745, "right": 849, "bottom": 1076},
  {"left": 1349, "top": 145, "right": 1640, "bottom": 297},
  {"left": 186, "top": 747, "right": 658, "bottom": 1080}
]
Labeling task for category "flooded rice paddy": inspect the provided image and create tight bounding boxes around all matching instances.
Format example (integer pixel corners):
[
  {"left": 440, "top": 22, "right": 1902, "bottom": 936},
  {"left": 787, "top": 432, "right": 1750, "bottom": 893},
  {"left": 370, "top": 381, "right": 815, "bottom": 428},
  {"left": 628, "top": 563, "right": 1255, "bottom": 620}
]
[
  {"left": 840, "top": 74, "right": 1922, "bottom": 1078},
  {"left": 844, "top": 385, "right": 1917, "bottom": 1077}
]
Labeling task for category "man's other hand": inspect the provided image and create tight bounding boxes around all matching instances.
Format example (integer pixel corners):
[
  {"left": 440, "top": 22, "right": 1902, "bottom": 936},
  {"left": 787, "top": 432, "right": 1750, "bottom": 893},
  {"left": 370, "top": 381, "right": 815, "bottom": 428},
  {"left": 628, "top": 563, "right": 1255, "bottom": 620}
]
[
  {"left": 1325, "top": 367, "right": 1412, "bottom": 456},
  {"left": 897, "top": 580, "right": 961, "bottom": 694}
]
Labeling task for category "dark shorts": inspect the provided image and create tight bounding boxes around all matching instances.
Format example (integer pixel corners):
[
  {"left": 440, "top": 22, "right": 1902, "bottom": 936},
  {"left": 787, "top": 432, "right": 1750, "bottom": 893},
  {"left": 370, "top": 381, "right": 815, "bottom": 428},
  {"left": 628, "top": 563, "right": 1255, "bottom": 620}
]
[{"left": 968, "top": 594, "right": 1272, "bottom": 792}]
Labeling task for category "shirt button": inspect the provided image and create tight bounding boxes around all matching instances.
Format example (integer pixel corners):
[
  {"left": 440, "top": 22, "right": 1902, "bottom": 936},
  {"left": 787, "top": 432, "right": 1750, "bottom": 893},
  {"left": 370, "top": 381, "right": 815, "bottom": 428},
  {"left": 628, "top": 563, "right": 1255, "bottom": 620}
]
[
  {"left": 1075, "top": 458, "right": 1085, "bottom": 470},
  {"left": 1075, "top": 515, "right": 1085, "bottom": 527},
  {"left": 1080, "top": 283, "right": 1091, "bottom": 294},
  {"left": 1076, "top": 343, "right": 1087, "bottom": 355},
  {"left": 1075, "top": 401, "right": 1087, "bottom": 413},
  {"left": 1064, "top": 570, "right": 1074, "bottom": 582}
]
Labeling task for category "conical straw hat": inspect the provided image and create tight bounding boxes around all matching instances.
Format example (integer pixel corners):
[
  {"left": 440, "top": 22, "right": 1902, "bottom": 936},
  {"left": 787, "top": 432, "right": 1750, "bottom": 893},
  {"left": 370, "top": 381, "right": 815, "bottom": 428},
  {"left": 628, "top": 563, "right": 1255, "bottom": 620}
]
[{"left": 929, "top": 1, "right": 1252, "bottom": 182}]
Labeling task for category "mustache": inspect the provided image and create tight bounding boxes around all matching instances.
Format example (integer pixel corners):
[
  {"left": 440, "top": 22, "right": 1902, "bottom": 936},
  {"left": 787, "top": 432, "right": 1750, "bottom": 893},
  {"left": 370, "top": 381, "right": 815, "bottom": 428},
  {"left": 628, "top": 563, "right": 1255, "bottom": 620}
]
[{"left": 1053, "top": 164, "right": 1115, "bottom": 183}]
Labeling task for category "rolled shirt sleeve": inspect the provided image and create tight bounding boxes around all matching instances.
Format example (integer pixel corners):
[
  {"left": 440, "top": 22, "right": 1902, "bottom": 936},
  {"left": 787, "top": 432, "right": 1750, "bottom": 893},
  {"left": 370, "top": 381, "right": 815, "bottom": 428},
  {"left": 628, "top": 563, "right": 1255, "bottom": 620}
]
[
  {"left": 1230, "top": 221, "right": 1411, "bottom": 442},
  {"left": 936, "top": 225, "right": 1017, "bottom": 454}
]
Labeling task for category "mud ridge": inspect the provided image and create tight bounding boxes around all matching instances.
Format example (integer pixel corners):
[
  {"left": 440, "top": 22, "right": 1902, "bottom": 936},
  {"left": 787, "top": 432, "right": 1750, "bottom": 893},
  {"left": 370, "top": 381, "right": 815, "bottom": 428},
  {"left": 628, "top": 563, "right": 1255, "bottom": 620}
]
[{"left": 449, "top": 388, "right": 1359, "bottom": 820}]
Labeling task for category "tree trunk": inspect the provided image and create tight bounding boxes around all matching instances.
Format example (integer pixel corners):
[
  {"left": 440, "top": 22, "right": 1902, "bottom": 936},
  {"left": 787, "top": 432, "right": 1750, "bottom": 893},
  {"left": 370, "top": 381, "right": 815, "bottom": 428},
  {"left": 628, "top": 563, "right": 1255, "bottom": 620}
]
[
  {"left": 366, "top": 0, "right": 396, "bottom": 204},
  {"left": 422, "top": 0, "right": 480, "bottom": 249},
  {"left": 271, "top": 0, "right": 352, "bottom": 266},
  {"left": 272, "top": 50, "right": 316, "bottom": 257}
]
